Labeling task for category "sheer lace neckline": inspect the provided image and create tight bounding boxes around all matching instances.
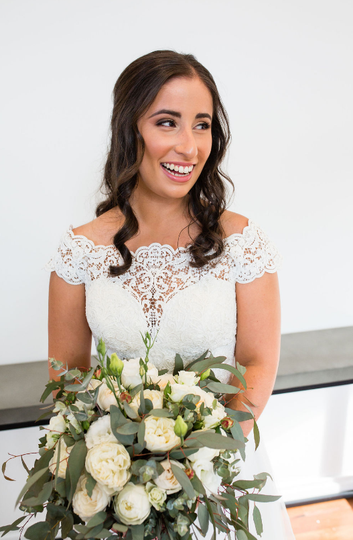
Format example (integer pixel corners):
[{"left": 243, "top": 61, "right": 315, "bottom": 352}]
[{"left": 67, "top": 220, "right": 254, "bottom": 257}]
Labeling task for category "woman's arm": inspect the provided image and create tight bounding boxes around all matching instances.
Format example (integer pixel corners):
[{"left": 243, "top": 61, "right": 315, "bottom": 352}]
[
  {"left": 48, "top": 272, "right": 92, "bottom": 381},
  {"left": 227, "top": 271, "right": 281, "bottom": 437}
]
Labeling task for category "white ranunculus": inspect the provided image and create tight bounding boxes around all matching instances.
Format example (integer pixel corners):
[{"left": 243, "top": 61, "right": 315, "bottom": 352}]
[
  {"left": 121, "top": 358, "right": 158, "bottom": 389},
  {"left": 144, "top": 416, "right": 181, "bottom": 452},
  {"left": 85, "top": 414, "right": 117, "bottom": 449},
  {"left": 146, "top": 481, "right": 167, "bottom": 510},
  {"left": 114, "top": 483, "right": 151, "bottom": 525},
  {"left": 151, "top": 372, "right": 176, "bottom": 390},
  {"left": 176, "top": 370, "right": 200, "bottom": 386},
  {"left": 169, "top": 384, "right": 214, "bottom": 408},
  {"left": 130, "top": 389, "right": 164, "bottom": 415},
  {"left": 203, "top": 403, "right": 227, "bottom": 429},
  {"left": 97, "top": 380, "right": 120, "bottom": 411},
  {"left": 188, "top": 446, "right": 220, "bottom": 463},
  {"left": 73, "top": 474, "right": 111, "bottom": 522},
  {"left": 154, "top": 459, "right": 183, "bottom": 494},
  {"left": 46, "top": 414, "right": 67, "bottom": 448},
  {"left": 85, "top": 441, "right": 131, "bottom": 495},
  {"left": 49, "top": 438, "right": 72, "bottom": 478},
  {"left": 192, "top": 459, "right": 222, "bottom": 495}
]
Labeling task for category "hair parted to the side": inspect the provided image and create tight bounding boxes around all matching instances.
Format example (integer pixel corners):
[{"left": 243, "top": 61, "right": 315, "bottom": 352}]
[{"left": 96, "top": 50, "right": 233, "bottom": 275}]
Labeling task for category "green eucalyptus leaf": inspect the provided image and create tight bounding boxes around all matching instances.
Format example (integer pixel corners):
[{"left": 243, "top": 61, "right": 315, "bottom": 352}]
[
  {"left": 76, "top": 392, "right": 94, "bottom": 405},
  {"left": 130, "top": 523, "right": 144, "bottom": 540},
  {"left": 245, "top": 494, "right": 282, "bottom": 503},
  {"left": 253, "top": 419, "right": 260, "bottom": 450},
  {"left": 66, "top": 439, "right": 87, "bottom": 503},
  {"left": 0, "top": 516, "right": 26, "bottom": 535},
  {"left": 225, "top": 409, "right": 253, "bottom": 422},
  {"left": 170, "top": 464, "right": 195, "bottom": 499},
  {"left": 61, "top": 513, "right": 74, "bottom": 538},
  {"left": 65, "top": 367, "right": 95, "bottom": 392},
  {"left": 21, "top": 480, "right": 54, "bottom": 507},
  {"left": 198, "top": 503, "right": 209, "bottom": 535},
  {"left": 208, "top": 364, "right": 247, "bottom": 389},
  {"left": 236, "top": 530, "right": 248, "bottom": 540},
  {"left": 253, "top": 505, "right": 263, "bottom": 536},
  {"left": 24, "top": 521, "right": 52, "bottom": 540},
  {"left": 206, "top": 382, "right": 241, "bottom": 395},
  {"left": 173, "top": 354, "right": 184, "bottom": 375},
  {"left": 184, "top": 350, "right": 209, "bottom": 369},
  {"left": 40, "top": 380, "right": 63, "bottom": 403},
  {"left": 148, "top": 409, "right": 173, "bottom": 418},
  {"left": 123, "top": 400, "right": 140, "bottom": 420},
  {"left": 203, "top": 496, "right": 217, "bottom": 540},
  {"left": 138, "top": 420, "right": 145, "bottom": 448},
  {"left": 115, "top": 422, "right": 139, "bottom": 435},
  {"left": 85, "top": 472, "right": 97, "bottom": 497},
  {"left": 16, "top": 467, "right": 49, "bottom": 507},
  {"left": 186, "top": 431, "right": 245, "bottom": 451}
]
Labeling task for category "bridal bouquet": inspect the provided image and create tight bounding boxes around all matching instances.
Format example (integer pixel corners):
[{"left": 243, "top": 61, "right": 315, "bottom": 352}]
[{"left": 1, "top": 334, "right": 279, "bottom": 540}]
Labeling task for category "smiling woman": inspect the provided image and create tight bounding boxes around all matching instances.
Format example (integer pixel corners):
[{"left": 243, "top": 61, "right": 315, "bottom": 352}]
[{"left": 47, "top": 50, "right": 294, "bottom": 539}]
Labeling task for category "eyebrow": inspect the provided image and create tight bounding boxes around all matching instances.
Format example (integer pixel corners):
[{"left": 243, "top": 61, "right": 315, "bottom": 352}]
[{"left": 148, "top": 109, "right": 212, "bottom": 121}]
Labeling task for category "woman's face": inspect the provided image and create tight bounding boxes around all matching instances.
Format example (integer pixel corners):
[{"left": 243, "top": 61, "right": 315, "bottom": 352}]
[{"left": 136, "top": 76, "right": 213, "bottom": 201}]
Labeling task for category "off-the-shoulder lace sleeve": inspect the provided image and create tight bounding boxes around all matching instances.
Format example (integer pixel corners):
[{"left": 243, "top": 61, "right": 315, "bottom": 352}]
[
  {"left": 46, "top": 227, "right": 91, "bottom": 285},
  {"left": 225, "top": 220, "right": 281, "bottom": 283}
]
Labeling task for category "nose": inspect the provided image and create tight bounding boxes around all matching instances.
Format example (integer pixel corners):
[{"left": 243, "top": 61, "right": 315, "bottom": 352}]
[{"left": 174, "top": 127, "right": 198, "bottom": 160}]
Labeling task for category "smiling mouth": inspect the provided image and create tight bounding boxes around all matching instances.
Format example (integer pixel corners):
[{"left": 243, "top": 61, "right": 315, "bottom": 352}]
[{"left": 161, "top": 163, "right": 194, "bottom": 177}]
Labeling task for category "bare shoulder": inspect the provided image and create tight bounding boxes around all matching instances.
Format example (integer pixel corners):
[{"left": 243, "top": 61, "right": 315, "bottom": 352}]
[
  {"left": 220, "top": 211, "right": 249, "bottom": 238},
  {"left": 72, "top": 208, "right": 124, "bottom": 246}
]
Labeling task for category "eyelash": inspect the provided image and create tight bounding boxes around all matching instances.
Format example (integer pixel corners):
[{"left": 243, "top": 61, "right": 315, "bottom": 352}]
[{"left": 156, "top": 119, "right": 211, "bottom": 130}]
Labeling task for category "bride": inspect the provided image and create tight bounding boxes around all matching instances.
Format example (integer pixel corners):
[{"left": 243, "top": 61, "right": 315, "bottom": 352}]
[{"left": 48, "top": 50, "right": 294, "bottom": 539}]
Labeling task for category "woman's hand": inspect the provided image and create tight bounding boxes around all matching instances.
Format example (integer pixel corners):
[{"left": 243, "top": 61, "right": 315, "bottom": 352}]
[
  {"left": 48, "top": 272, "right": 92, "bottom": 381},
  {"left": 226, "top": 271, "right": 281, "bottom": 437}
]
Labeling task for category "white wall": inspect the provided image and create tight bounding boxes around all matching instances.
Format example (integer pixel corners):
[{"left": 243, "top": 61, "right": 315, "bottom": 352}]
[{"left": 0, "top": 0, "right": 352, "bottom": 365}]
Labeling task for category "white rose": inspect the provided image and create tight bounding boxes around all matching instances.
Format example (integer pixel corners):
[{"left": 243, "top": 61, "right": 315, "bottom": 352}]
[
  {"left": 46, "top": 414, "right": 67, "bottom": 448},
  {"left": 154, "top": 459, "right": 183, "bottom": 494},
  {"left": 192, "top": 459, "right": 222, "bottom": 495},
  {"left": 85, "top": 441, "right": 131, "bottom": 495},
  {"left": 97, "top": 380, "right": 120, "bottom": 411},
  {"left": 146, "top": 481, "right": 167, "bottom": 510},
  {"left": 188, "top": 446, "right": 220, "bottom": 463},
  {"left": 49, "top": 438, "right": 72, "bottom": 478},
  {"left": 203, "top": 403, "right": 227, "bottom": 429},
  {"left": 88, "top": 379, "right": 103, "bottom": 391},
  {"left": 85, "top": 414, "right": 117, "bottom": 449},
  {"left": 73, "top": 474, "right": 111, "bottom": 522},
  {"left": 176, "top": 370, "right": 200, "bottom": 386},
  {"left": 144, "top": 416, "right": 181, "bottom": 452},
  {"left": 152, "top": 372, "right": 176, "bottom": 390},
  {"left": 121, "top": 358, "right": 158, "bottom": 389},
  {"left": 130, "top": 389, "right": 164, "bottom": 415},
  {"left": 169, "top": 384, "right": 214, "bottom": 408},
  {"left": 114, "top": 483, "right": 151, "bottom": 525}
]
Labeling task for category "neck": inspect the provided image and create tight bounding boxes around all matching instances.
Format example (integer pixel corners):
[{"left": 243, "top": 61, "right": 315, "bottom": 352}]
[{"left": 130, "top": 186, "right": 191, "bottom": 230}]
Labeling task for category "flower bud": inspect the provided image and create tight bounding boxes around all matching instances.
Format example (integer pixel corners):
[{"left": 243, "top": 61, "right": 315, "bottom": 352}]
[
  {"left": 120, "top": 391, "right": 132, "bottom": 404},
  {"left": 221, "top": 416, "right": 234, "bottom": 430},
  {"left": 139, "top": 366, "right": 145, "bottom": 378},
  {"left": 82, "top": 420, "right": 90, "bottom": 431},
  {"left": 184, "top": 468, "right": 195, "bottom": 480},
  {"left": 97, "top": 339, "right": 106, "bottom": 356},
  {"left": 200, "top": 369, "right": 211, "bottom": 380},
  {"left": 174, "top": 415, "right": 188, "bottom": 438},
  {"left": 94, "top": 368, "right": 102, "bottom": 380},
  {"left": 110, "top": 353, "right": 124, "bottom": 376}
]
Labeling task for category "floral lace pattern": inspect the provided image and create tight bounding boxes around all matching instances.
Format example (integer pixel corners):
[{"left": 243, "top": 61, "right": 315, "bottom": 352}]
[{"left": 47, "top": 220, "right": 281, "bottom": 381}]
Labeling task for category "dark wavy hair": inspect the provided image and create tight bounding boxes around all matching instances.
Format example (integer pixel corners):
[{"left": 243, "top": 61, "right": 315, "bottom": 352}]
[{"left": 96, "top": 50, "right": 233, "bottom": 275}]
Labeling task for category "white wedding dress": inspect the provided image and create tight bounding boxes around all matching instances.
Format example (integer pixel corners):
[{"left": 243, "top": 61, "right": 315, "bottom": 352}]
[{"left": 48, "top": 219, "right": 295, "bottom": 539}]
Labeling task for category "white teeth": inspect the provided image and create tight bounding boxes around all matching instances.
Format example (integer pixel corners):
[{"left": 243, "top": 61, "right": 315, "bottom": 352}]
[{"left": 162, "top": 163, "right": 193, "bottom": 175}]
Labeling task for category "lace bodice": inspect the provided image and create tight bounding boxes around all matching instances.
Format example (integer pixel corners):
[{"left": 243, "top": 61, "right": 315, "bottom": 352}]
[{"left": 47, "top": 220, "right": 280, "bottom": 382}]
